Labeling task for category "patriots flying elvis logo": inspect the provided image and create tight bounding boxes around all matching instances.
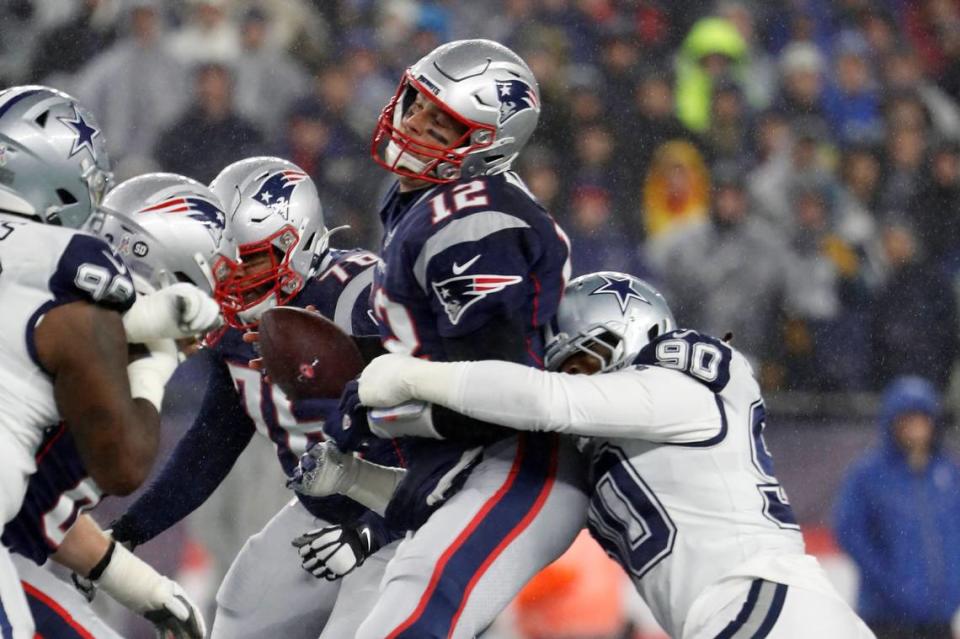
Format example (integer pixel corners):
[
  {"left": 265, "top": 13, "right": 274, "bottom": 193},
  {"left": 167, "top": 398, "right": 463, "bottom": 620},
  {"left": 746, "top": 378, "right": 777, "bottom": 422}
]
[
  {"left": 589, "top": 274, "right": 650, "bottom": 313},
  {"left": 139, "top": 196, "right": 226, "bottom": 245},
  {"left": 253, "top": 170, "right": 307, "bottom": 220},
  {"left": 496, "top": 79, "right": 538, "bottom": 124},
  {"left": 432, "top": 273, "right": 523, "bottom": 325}
]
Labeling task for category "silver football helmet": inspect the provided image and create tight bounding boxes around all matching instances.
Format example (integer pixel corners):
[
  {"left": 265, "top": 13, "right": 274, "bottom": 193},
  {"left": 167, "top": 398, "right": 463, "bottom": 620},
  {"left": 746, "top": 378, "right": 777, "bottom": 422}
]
[
  {"left": 209, "top": 157, "right": 328, "bottom": 328},
  {"left": 0, "top": 85, "right": 111, "bottom": 229},
  {"left": 371, "top": 39, "right": 541, "bottom": 183},
  {"left": 98, "top": 173, "right": 240, "bottom": 299},
  {"left": 545, "top": 272, "right": 676, "bottom": 373}
]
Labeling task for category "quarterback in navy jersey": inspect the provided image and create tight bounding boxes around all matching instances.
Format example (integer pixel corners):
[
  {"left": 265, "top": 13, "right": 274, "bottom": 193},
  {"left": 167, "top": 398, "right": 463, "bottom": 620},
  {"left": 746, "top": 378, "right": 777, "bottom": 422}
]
[
  {"left": 108, "top": 158, "right": 403, "bottom": 639},
  {"left": 309, "top": 40, "right": 588, "bottom": 639}
]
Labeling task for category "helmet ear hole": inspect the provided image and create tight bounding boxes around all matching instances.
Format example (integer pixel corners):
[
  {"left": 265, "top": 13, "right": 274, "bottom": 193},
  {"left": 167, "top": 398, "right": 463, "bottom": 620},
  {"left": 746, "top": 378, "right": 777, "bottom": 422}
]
[
  {"left": 34, "top": 111, "right": 49, "bottom": 127},
  {"left": 56, "top": 189, "right": 77, "bottom": 205}
]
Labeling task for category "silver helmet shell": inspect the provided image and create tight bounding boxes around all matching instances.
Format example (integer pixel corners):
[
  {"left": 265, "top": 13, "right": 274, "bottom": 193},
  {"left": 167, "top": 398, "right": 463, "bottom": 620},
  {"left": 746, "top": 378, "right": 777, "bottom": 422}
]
[
  {"left": 545, "top": 272, "right": 676, "bottom": 372},
  {"left": 0, "top": 85, "right": 111, "bottom": 229},
  {"left": 371, "top": 39, "right": 540, "bottom": 183},
  {"left": 209, "top": 157, "right": 327, "bottom": 327},
  {"left": 98, "top": 173, "right": 239, "bottom": 297}
]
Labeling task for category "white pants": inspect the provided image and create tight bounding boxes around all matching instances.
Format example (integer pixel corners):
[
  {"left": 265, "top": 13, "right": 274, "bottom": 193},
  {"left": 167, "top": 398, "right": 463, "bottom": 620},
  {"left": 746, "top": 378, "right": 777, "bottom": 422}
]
[
  {"left": 0, "top": 546, "right": 33, "bottom": 639},
  {"left": 688, "top": 577, "right": 876, "bottom": 639},
  {"left": 355, "top": 434, "right": 588, "bottom": 639},
  {"left": 210, "top": 499, "right": 340, "bottom": 639},
  {"left": 12, "top": 554, "right": 122, "bottom": 638},
  {"left": 318, "top": 539, "right": 401, "bottom": 639}
]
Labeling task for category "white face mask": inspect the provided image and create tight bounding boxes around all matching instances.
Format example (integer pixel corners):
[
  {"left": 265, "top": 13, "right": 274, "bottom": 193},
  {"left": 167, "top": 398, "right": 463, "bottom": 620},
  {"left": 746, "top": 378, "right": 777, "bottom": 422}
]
[{"left": 384, "top": 140, "right": 431, "bottom": 176}]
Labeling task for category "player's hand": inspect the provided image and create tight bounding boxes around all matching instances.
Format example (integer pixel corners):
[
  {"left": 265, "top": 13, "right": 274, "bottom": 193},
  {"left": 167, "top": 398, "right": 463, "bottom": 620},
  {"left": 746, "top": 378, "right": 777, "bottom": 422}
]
[
  {"left": 94, "top": 542, "right": 207, "bottom": 639},
  {"left": 358, "top": 353, "right": 423, "bottom": 407},
  {"left": 321, "top": 380, "right": 373, "bottom": 452},
  {"left": 123, "top": 283, "right": 221, "bottom": 343},
  {"left": 291, "top": 524, "right": 374, "bottom": 581},
  {"left": 288, "top": 440, "right": 352, "bottom": 497}
]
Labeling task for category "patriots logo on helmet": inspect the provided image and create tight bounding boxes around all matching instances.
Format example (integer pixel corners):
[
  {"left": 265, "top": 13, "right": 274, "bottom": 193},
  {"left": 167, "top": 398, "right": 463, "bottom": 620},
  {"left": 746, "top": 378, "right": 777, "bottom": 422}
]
[
  {"left": 431, "top": 273, "right": 523, "bottom": 325},
  {"left": 140, "top": 196, "right": 226, "bottom": 245},
  {"left": 252, "top": 170, "right": 307, "bottom": 220},
  {"left": 589, "top": 274, "right": 650, "bottom": 313},
  {"left": 495, "top": 79, "right": 538, "bottom": 124},
  {"left": 57, "top": 104, "right": 100, "bottom": 159}
]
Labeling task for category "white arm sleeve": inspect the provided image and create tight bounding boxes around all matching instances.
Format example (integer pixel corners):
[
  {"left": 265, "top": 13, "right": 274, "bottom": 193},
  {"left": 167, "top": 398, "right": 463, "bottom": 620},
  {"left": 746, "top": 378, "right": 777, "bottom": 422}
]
[{"left": 414, "top": 361, "right": 721, "bottom": 443}]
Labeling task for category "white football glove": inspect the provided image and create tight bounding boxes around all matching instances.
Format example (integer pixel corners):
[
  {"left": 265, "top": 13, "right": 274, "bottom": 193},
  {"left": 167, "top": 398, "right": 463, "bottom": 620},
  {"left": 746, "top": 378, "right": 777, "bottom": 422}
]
[
  {"left": 291, "top": 524, "right": 374, "bottom": 581},
  {"left": 95, "top": 542, "right": 207, "bottom": 639},
  {"left": 123, "top": 282, "right": 222, "bottom": 343},
  {"left": 288, "top": 441, "right": 405, "bottom": 516},
  {"left": 357, "top": 353, "right": 430, "bottom": 407}
]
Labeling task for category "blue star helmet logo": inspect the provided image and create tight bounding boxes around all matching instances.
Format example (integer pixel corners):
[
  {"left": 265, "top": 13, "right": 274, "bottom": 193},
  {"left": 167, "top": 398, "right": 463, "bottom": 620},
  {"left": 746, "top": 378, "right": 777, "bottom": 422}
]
[
  {"left": 57, "top": 104, "right": 100, "bottom": 159},
  {"left": 589, "top": 274, "right": 650, "bottom": 313}
]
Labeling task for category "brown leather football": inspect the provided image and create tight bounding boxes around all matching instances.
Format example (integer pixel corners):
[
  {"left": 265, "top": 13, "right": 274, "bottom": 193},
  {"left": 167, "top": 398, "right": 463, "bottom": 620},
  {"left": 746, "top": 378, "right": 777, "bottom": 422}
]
[{"left": 258, "top": 306, "right": 365, "bottom": 400}]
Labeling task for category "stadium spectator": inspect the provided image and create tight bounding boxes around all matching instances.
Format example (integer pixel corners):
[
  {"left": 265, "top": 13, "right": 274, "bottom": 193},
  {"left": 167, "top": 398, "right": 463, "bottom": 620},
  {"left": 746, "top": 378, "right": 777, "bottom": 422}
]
[
  {"left": 232, "top": 6, "right": 310, "bottom": 140},
  {"left": 166, "top": 0, "right": 240, "bottom": 67},
  {"left": 640, "top": 139, "right": 710, "bottom": 240},
  {"left": 834, "top": 376, "right": 960, "bottom": 639},
  {"left": 910, "top": 140, "right": 960, "bottom": 273},
  {"left": 154, "top": 63, "right": 263, "bottom": 184},
  {"left": 74, "top": 0, "right": 187, "bottom": 166},
  {"left": 29, "top": 0, "right": 118, "bottom": 86},
  {"left": 871, "top": 219, "right": 959, "bottom": 390},
  {"left": 652, "top": 163, "right": 791, "bottom": 374},
  {"left": 563, "top": 184, "right": 649, "bottom": 280}
]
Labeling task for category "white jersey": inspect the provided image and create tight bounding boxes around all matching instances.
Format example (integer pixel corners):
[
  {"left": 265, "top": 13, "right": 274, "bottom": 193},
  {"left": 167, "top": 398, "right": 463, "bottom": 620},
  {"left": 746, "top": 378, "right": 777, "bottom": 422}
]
[
  {"left": 428, "top": 329, "right": 833, "bottom": 638},
  {"left": 0, "top": 213, "right": 133, "bottom": 523}
]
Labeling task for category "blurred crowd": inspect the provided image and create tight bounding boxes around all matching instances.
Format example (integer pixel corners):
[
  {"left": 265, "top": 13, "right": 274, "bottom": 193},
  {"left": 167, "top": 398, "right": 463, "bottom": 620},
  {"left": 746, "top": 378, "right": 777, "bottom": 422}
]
[{"left": 3, "top": 0, "right": 960, "bottom": 394}]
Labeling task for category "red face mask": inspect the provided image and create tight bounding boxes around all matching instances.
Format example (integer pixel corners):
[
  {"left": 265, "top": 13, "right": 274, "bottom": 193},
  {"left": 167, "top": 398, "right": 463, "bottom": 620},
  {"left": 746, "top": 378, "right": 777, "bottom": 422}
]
[
  {"left": 370, "top": 71, "right": 495, "bottom": 184},
  {"left": 219, "top": 226, "right": 303, "bottom": 329}
]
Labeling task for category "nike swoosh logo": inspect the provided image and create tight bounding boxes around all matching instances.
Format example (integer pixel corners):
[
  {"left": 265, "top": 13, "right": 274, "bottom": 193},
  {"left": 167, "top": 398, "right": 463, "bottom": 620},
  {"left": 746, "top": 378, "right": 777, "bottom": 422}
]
[
  {"left": 359, "top": 527, "right": 372, "bottom": 550},
  {"left": 452, "top": 254, "right": 481, "bottom": 275},
  {"left": 101, "top": 249, "right": 127, "bottom": 275}
]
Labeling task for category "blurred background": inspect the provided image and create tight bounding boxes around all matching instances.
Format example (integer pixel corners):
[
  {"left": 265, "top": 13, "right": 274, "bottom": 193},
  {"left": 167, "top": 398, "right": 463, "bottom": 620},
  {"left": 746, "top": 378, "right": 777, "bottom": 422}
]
[{"left": 5, "top": 0, "right": 960, "bottom": 637}]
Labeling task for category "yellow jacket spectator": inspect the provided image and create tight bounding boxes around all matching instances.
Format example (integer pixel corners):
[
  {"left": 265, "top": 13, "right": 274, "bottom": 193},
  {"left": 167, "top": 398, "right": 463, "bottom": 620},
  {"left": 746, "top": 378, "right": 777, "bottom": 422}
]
[
  {"left": 675, "top": 17, "right": 747, "bottom": 133},
  {"left": 642, "top": 140, "right": 710, "bottom": 238}
]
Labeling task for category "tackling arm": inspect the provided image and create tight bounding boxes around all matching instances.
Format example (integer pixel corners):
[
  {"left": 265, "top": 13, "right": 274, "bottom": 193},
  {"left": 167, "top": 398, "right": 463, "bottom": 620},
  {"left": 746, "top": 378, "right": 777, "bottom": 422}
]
[{"left": 360, "top": 355, "right": 721, "bottom": 441}]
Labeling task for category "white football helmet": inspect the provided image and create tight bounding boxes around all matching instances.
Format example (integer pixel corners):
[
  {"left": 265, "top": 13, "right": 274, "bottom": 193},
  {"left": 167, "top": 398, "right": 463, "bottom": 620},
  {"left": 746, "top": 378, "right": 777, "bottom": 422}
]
[
  {"left": 545, "top": 272, "right": 676, "bottom": 373},
  {"left": 0, "top": 85, "right": 112, "bottom": 229},
  {"left": 209, "top": 157, "right": 328, "bottom": 328},
  {"left": 98, "top": 173, "right": 240, "bottom": 300},
  {"left": 371, "top": 39, "right": 541, "bottom": 183}
]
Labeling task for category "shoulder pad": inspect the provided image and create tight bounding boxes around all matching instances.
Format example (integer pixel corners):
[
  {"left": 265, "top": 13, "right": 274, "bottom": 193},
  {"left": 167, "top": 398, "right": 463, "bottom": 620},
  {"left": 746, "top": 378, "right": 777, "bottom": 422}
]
[
  {"left": 50, "top": 234, "right": 135, "bottom": 312},
  {"left": 633, "top": 329, "right": 732, "bottom": 393}
]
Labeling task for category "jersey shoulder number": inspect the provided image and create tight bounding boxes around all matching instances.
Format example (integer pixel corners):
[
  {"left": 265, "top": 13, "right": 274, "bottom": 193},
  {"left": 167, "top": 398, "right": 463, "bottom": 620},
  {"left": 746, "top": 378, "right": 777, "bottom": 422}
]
[
  {"left": 634, "top": 329, "right": 732, "bottom": 393},
  {"left": 51, "top": 233, "right": 136, "bottom": 312}
]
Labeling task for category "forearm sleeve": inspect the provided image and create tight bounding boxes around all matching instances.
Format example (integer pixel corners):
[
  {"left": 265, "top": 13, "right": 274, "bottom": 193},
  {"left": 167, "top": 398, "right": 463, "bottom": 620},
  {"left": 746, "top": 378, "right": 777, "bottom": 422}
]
[
  {"left": 412, "top": 360, "right": 720, "bottom": 441},
  {"left": 111, "top": 352, "right": 256, "bottom": 546}
]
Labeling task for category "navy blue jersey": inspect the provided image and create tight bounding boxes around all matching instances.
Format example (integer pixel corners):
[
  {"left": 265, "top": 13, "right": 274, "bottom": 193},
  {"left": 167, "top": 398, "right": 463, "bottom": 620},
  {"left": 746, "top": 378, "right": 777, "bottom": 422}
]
[
  {"left": 115, "top": 248, "right": 405, "bottom": 545},
  {"left": 372, "top": 173, "right": 571, "bottom": 530},
  {"left": 2, "top": 424, "right": 102, "bottom": 564},
  {"left": 373, "top": 172, "right": 570, "bottom": 364}
]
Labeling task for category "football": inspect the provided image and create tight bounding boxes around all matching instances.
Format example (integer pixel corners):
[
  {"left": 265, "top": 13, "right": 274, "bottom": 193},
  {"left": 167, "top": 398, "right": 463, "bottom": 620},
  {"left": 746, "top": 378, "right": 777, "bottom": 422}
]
[{"left": 257, "top": 306, "right": 365, "bottom": 400}]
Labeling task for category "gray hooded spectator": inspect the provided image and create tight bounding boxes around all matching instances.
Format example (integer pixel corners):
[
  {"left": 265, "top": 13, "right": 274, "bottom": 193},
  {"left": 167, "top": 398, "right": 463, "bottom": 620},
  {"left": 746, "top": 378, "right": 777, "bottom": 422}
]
[
  {"left": 233, "top": 6, "right": 310, "bottom": 140},
  {"left": 654, "top": 163, "right": 792, "bottom": 372},
  {"left": 74, "top": 0, "right": 188, "bottom": 165},
  {"left": 166, "top": 0, "right": 240, "bottom": 67}
]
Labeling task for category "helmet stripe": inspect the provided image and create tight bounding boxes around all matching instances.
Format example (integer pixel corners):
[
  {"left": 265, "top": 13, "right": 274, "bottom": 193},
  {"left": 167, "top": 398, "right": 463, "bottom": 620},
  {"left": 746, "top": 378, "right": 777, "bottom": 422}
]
[{"left": 0, "top": 88, "right": 44, "bottom": 121}]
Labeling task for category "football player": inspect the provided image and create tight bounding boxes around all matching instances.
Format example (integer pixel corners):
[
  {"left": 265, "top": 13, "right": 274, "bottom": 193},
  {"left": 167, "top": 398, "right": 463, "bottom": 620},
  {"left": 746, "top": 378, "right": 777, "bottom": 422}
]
[
  {"left": 312, "top": 39, "right": 588, "bottom": 638},
  {"left": 0, "top": 86, "right": 177, "bottom": 638},
  {"left": 4, "top": 172, "right": 238, "bottom": 638},
  {"left": 106, "top": 157, "right": 404, "bottom": 639},
  {"left": 354, "top": 271, "right": 877, "bottom": 638}
]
